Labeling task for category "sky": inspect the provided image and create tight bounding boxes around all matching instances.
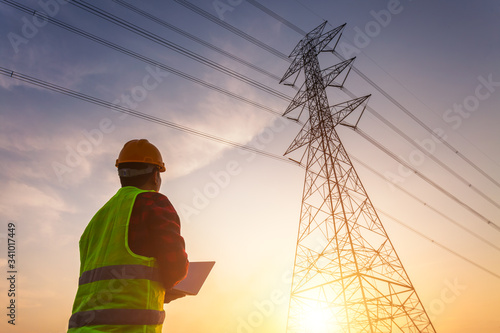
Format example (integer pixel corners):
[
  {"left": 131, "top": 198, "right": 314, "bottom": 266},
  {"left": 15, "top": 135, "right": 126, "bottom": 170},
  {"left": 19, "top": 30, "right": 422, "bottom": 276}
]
[{"left": 1, "top": 0, "right": 500, "bottom": 332}]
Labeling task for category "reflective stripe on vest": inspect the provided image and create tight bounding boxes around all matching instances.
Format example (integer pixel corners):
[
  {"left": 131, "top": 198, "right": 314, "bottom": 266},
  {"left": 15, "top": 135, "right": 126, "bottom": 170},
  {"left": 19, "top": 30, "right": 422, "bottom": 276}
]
[
  {"left": 68, "top": 309, "right": 165, "bottom": 328},
  {"left": 79, "top": 264, "right": 160, "bottom": 285},
  {"left": 69, "top": 187, "right": 165, "bottom": 331}
]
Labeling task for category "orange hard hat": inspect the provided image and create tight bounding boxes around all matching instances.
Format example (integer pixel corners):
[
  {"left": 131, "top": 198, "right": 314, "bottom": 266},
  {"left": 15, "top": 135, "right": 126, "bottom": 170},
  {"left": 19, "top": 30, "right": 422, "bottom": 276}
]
[{"left": 115, "top": 139, "right": 166, "bottom": 172}]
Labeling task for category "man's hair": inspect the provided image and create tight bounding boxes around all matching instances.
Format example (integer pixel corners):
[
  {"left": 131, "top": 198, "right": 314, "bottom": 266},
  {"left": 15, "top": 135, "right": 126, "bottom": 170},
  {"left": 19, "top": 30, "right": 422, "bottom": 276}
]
[{"left": 118, "top": 162, "right": 158, "bottom": 187}]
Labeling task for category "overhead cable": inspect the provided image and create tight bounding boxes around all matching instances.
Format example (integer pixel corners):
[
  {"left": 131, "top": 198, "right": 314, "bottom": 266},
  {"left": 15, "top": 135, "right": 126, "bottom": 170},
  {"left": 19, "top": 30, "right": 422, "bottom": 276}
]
[
  {"left": 241, "top": 0, "right": 500, "bottom": 189},
  {"left": 377, "top": 207, "right": 500, "bottom": 280},
  {"left": 65, "top": 0, "right": 291, "bottom": 101},
  {"left": 112, "top": 0, "right": 499, "bottom": 210},
  {"left": 2, "top": 66, "right": 498, "bottom": 277},
  {"left": 172, "top": 0, "right": 291, "bottom": 62},
  {"left": 349, "top": 153, "right": 500, "bottom": 252},
  {"left": 355, "top": 49, "right": 500, "bottom": 171},
  {"left": 0, "top": 0, "right": 283, "bottom": 116},
  {"left": 112, "top": 0, "right": 284, "bottom": 83},
  {"left": 4, "top": 0, "right": 499, "bottom": 273},
  {"left": 347, "top": 125, "right": 500, "bottom": 232},
  {"left": 67, "top": 0, "right": 500, "bottom": 234},
  {"left": 13, "top": 0, "right": 499, "bottom": 209},
  {"left": 17, "top": 0, "right": 498, "bottom": 220},
  {"left": 335, "top": 51, "right": 500, "bottom": 190},
  {"left": 0, "top": 67, "right": 291, "bottom": 164},
  {"left": 245, "top": 0, "right": 307, "bottom": 35},
  {"left": 342, "top": 86, "right": 500, "bottom": 210}
]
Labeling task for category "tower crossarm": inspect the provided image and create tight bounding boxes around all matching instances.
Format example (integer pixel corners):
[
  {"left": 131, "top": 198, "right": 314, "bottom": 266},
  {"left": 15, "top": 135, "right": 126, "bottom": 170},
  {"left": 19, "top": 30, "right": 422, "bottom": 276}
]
[
  {"left": 314, "top": 23, "right": 346, "bottom": 55},
  {"left": 284, "top": 95, "right": 370, "bottom": 156},
  {"left": 280, "top": 23, "right": 346, "bottom": 84},
  {"left": 289, "top": 21, "right": 328, "bottom": 58},
  {"left": 321, "top": 57, "right": 355, "bottom": 88},
  {"left": 283, "top": 82, "right": 309, "bottom": 117},
  {"left": 330, "top": 95, "right": 371, "bottom": 126},
  {"left": 284, "top": 119, "right": 316, "bottom": 156},
  {"left": 284, "top": 58, "right": 358, "bottom": 117}
]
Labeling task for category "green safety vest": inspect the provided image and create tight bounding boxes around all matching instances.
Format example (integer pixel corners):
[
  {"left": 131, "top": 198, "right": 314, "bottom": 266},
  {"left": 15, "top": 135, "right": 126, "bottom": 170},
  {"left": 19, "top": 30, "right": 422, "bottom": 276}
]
[{"left": 68, "top": 187, "right": 165, "bottom": 333}]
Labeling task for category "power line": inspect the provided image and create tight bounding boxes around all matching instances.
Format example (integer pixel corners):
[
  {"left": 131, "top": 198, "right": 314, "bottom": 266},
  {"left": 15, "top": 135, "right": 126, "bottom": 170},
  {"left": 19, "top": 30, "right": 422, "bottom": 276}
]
[
  {"left": 334, "top": 51, "right": 500, "bottom": 190},
  {"left": 245, "top": 0, "right": 307, "bottom": 35},
  {"left": 2, "top": 66, "right": 498, "bottom": 279},
  {"left": 0, "top": 66, "right": 291, "bottom": 164},
  {"left": 357, "top": 49, "right": 500, "bottom": 171},
  {"left": 15, "top": 0, "right": 500, "bottom": 232},
  {"left": 341, "top": 86, "right": 500, "bottom": 210},
  {"left": 18, "top": 0, "right": 499, "bottom": 221},
  {"left": 291, "top": 0, "right": 329, "bottom": 23},
  {"left": 74, "top": 0, "right": 500, "bottom": 215},
  {"left": 59, "top": 0, "right": 500, "bottom": 232},
  {"left": 11, "top": 0, "right": 499, "bottom": 212},
  {"left": 376, "top": 207, "right": 500, "bottom": 280},
  {"left": 112, "top": 0, "right": 284, "bottom": 83},
  {"left": 65, "top": 0, "right": 291, "bottom": 101},
  {"left": 348, "top": 125, "right": 500, "bottom": 232},
  {"left": 239, "top": 0, "right": 500, "bottom": 190},
  {"left": 348, "top": 153, "right": 500, "bottom": 252},
  {"left": 108, "top": 0, "right": 500, "bottom": 211},
  {"left": 172, "top": 0, "right": 291, "bottom": 61},
  {"left": 0, "top": 0, "right": 283, "bottom": 116},
  {"left": 5, "top": 0, "right": 499, "bottom": 267}
]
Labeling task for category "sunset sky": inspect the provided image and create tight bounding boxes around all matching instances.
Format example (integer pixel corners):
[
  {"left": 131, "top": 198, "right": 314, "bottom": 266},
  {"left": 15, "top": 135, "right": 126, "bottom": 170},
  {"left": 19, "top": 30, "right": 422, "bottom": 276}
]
[{"left": 1, "top": 0, "right": 500, "bottom": 332}]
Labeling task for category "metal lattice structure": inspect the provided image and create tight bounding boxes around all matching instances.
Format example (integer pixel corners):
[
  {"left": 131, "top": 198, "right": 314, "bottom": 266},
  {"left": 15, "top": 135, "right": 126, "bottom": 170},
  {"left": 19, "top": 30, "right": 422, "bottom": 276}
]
[{"left": 281, "top": 22, "right": 436, "bottom": 333}]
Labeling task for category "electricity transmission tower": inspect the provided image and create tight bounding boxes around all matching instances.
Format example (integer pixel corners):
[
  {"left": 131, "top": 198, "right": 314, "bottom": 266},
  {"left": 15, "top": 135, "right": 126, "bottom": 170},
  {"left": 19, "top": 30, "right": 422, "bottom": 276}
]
[{"left": 281, "top": 22, "right": 436, "bottom": 333}]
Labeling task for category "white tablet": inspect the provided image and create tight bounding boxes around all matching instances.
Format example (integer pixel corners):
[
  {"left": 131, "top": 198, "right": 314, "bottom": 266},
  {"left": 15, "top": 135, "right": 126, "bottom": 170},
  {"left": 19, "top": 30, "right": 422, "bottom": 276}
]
[{"left": 166, "top": 261, "right": 215, "bottom": 298}]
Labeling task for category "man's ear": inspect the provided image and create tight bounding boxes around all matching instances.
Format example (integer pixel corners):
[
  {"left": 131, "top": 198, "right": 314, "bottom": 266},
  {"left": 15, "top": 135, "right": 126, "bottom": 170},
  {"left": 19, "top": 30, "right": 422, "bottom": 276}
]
[{"left": 154, "top": 169, "right": 161, "bottom": 185}]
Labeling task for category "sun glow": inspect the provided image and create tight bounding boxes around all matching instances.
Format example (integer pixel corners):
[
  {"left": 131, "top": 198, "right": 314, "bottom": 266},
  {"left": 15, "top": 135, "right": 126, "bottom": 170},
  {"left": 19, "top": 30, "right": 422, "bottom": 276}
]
[{"left": 300, "top": 302, "right": 336, "bottom": 333}]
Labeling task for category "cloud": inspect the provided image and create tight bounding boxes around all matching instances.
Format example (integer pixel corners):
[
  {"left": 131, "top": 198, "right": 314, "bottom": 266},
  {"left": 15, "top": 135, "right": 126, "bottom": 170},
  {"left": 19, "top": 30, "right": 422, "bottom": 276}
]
[
  {"left": 0, "top": 178, "right": 78, "bottom": 253},
  {"left": 144, "top": 85, "right": 277, "bottom": 179},
  {"left": 0, "top": 109, "right": 92, "bottom": 186},
  {"left": 0, "top": 0, "right": 287, "bottom": 185},
  {"left": 0, "top": 180, "right": 72, "bottom": 216}
]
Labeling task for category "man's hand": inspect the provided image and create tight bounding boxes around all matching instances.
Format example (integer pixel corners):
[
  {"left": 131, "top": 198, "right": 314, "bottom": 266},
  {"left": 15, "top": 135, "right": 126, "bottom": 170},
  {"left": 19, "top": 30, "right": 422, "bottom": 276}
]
[{"left": 164, "top": 289, "right": 186, "bottom": 304}]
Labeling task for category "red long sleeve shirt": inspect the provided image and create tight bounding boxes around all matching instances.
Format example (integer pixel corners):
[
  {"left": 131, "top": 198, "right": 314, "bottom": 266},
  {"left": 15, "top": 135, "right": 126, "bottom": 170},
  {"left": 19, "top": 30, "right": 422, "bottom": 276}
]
[{"left": 127, "top": 191, "right": 189, "bottom": 290}]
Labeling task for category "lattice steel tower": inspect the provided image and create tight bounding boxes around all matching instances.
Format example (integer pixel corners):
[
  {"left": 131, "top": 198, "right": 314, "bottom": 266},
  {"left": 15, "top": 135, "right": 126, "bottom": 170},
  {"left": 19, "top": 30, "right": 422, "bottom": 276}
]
[{"left": 281, "top": 22, "right": 436, "bottom": 333}]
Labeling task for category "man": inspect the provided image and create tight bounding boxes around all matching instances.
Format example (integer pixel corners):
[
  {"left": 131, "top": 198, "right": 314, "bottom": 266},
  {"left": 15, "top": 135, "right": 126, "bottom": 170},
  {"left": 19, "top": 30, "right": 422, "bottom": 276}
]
[{"left": 68, "top": 139, "right": 189, "bottom": 332}]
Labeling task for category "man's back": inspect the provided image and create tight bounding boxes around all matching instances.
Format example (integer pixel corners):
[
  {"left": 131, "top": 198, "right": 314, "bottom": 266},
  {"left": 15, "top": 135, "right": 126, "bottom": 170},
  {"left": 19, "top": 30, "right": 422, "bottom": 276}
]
[{"left": 68, "top": 139, "right": 188, "bottom": 332}]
